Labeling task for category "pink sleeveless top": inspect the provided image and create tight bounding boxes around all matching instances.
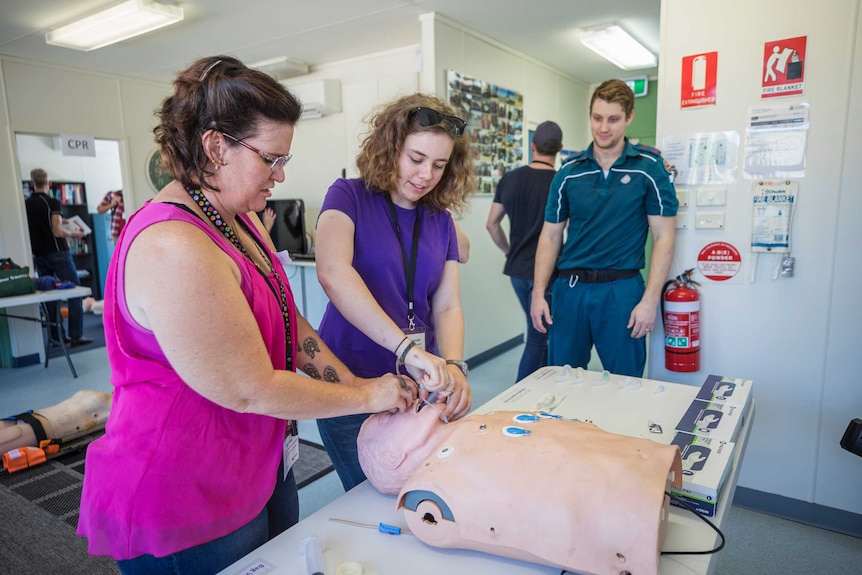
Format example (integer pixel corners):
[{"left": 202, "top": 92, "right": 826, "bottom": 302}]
[{"left": 77, "top": 201, "right": 297, "bottom": 559}]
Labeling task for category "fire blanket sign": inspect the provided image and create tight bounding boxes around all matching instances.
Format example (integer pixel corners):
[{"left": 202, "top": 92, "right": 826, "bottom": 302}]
[
  {"left": 681, "top": 52, "right": 718, "bottom": 108},
  {"left": 697, "top": 241, "right": 742, "bottom": 281},
  {"left": 762, "top": 36, "right": 807, "bottom": 98}
]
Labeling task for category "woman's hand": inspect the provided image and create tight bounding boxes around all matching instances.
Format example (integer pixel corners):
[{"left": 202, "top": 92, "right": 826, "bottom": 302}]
[
  {"left": 402, "top": 346, "right": 450, "bottom": 392},
  {"left": 438, "top": 364, "right": 472, "bottom": 421},
  {"left": 261, "top": 207, "right": 277, "bottom": 234},
  {"left": 357, "top": 373, "right": 418, "bottom": 414}
]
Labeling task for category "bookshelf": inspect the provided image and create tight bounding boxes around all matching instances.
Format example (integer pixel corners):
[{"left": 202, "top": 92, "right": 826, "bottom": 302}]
[{"left": 22, "top": 180, "right": 101, "bottom": 299}]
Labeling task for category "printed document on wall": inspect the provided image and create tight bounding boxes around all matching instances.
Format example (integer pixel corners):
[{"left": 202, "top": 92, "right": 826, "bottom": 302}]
[
  {"left": 744, "top": 103, "right": 809, "bottom": 179},
  {"left": 662, "top": 132, "right": 739, "bottom": 186}
]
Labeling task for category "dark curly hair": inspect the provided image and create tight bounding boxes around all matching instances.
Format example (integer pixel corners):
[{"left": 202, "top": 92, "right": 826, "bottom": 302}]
[
  {"left": 153, "top": 55, "right": 302, "bottom": 192},
  {"left": 355, "top": 93, "right": 476, "bottom": 213}
]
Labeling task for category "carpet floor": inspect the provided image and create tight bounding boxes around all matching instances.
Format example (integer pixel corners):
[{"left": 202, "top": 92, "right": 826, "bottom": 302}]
[{"left": 0, "top": 435, "right": 334, "bottom": 573}]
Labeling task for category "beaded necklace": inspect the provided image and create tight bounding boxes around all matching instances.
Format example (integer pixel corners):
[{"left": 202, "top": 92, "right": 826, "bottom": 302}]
[{"left": 185, "top": 187, "right": 293, "bottom": 370}]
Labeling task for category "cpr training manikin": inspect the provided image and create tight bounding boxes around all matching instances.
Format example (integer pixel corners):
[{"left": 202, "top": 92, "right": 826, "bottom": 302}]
[{"left": 358, "top": 401, "right": 683, "bottom": 575}]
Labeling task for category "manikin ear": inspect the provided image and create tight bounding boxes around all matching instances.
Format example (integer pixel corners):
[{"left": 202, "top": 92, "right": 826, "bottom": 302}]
[
  {"left": 377, "top": 446, "right": 408, "bottom": 470},
  {"left": 201, "top": 129, "right": 227, "bottom": 167}
]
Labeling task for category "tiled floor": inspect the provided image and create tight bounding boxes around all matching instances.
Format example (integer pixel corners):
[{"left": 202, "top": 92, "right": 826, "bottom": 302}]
[{"left": 2, "top": 343, "right": 859, "bottom": 573}]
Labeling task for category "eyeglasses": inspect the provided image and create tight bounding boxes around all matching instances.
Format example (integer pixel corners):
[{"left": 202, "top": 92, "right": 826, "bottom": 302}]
[
  {"left": 221, "top": 132, "right": 292, "bottom": 171},
  {"left": 410, "top": 107, "right": 467, "bottom": 137}
]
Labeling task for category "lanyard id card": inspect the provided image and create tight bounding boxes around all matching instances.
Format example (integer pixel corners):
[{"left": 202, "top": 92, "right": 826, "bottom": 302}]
[
  {"left": 401, "top": 327, "right": 426, "bottom": 352},
  {"left": 282, "top": 420, "right": 299, "bottom": 480}
]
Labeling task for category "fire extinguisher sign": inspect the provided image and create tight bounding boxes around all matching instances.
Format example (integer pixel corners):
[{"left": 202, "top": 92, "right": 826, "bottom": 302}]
[{"left": 697, "top": 241, "right": 742, "bottom": 281}]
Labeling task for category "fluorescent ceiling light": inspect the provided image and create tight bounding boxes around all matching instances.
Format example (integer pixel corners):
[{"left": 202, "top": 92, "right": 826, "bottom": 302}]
[
  {"left": 250, "top": 56, "right": 310, "bottom": 79},
  {"left": 46, "top": 0, "right": 184, "bottom": 52},
  {"left": 580, "top": 24, "right": 657, "bottom": 71}
]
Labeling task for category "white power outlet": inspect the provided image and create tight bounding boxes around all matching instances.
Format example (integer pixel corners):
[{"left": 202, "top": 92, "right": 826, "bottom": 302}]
[
  {"left": 677, "top": 189, "right": 690, "bottom": 207},
  {"left": 696, "top": 211, "right": 725, "bottom": 229},
  {"left": 676, "top": 210, "right": 689, "bottom": 229},
  {"left": 697, "top": 188, "right": 727, "bottom": 206}
]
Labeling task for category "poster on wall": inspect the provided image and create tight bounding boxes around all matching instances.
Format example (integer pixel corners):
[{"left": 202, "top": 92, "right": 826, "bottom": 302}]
[
  {"left": 743, "top": 102, "right": 809, "bottom": 179},
  {"left": 447, "top": 70, "right": 524, "bottom": 194},
  {"left": 661, "top": 131, "right": 739, "bottom": 185},
  {"left": 762, "top": 36, "right": 807, "bottom": 99},
  {"left": 681, "top": 52, "right": 718, "bottom": 108}
]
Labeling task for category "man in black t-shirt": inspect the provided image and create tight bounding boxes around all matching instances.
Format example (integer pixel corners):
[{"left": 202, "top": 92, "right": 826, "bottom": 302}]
[
  {"left": 486, "top": 121, "right": 563, "bottom": 381},
  {"left": 24, "top": 168, "right": 93, "bottom": 346}
]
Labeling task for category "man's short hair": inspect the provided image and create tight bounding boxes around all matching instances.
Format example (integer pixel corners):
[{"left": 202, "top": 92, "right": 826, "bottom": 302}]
[
  {"left": 591, "top": 79, "right": 635, "bottom": 119},
  {"left": 30, "top": 168, "right": 48, "bottom": 188}
]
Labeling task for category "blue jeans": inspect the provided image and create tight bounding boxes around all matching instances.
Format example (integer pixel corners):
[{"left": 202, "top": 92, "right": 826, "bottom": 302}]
[
  {"left": 117, "top": 465, "right": 298, "bottom": 575},
  {"left": 33, "top": 251, "right": 83, "bottom": 339},
  {"left": 317, "top": 412, "right": 371, "bottom": 491},
  {"left": 511, "top": 277, "right": 550, "bottom": 382}
]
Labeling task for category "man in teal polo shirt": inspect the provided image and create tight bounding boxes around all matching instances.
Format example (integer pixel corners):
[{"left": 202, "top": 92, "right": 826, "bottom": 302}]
[{"left": 530, "top": 79, "right": 678, "bottom": 377}]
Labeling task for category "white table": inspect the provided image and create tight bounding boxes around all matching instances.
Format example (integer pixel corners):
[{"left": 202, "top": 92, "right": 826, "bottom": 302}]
[
  {"left": 0, "top": 286, "right": 92, "bottom": 377},
  {"left": 219, "top": 367, "right": 754, "bottom": 575}
]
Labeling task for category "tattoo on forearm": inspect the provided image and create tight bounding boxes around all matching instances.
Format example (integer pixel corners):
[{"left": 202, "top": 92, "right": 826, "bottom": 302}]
[
  {"left": 302, "top": 363, "right": 321, "bottom": 379},
  {"left": 323, "top": 366, "right": 340, "bottom": 383},
  {"left": 302, "top": 337, "right": 321, "bottom": 358}
]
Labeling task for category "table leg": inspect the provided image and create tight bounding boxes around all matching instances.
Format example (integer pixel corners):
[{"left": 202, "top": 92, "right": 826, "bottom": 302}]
[{"left": 40, "top": 301, "right": 78, "bottom": 378}]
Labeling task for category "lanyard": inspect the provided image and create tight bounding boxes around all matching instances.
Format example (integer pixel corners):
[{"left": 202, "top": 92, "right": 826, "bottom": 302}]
[
  {"left": 384, "top": 194, "right": 421, "bottom": 331},
  {"left": 183, "top": 188, "right": 293, "bottom": 371}
]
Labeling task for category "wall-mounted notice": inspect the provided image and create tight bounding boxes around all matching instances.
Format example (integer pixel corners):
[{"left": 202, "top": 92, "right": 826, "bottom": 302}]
[
  {"left": 743, "top": 102, "right": 809, "bottom": 179},
  {"left": 762, "top": 36, "right": 807, "bottom": 99},
  {"left": 681, "top": 52, "right": 718, "bottom": 108},
  {"left": 697, "top": 241, "right": 742, "bottom": 282},
  {"left": 751, "top": 180, "right": 797, "bottom": 253},
  {"left": 662, "top": 132, "right": 739, "bottom": 185}
]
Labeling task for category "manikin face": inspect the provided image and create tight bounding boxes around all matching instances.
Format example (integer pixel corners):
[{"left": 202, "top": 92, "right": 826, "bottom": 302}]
[
  {"left": 357, "top": 401, "right": 452, "bottom": 495},
  {"left": 589, "top": 99, "right": 632, "bottom": 152},
  {"left": 391, "top": 131, "right": 455, "bottom": 208}
]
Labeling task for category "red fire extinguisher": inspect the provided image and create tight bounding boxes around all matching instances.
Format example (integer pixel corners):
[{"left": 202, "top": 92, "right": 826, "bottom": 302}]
[{"left": 662, "top": 269, "right": 700, "bottom": 372}]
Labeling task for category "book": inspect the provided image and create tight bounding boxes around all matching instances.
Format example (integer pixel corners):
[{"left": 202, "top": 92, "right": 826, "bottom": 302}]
[{"left": 63, "top": 215, "right": 92, "bottom": 236}]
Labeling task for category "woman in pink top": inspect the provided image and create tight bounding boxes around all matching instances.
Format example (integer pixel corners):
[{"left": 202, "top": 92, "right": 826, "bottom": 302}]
[{"left": 76, "top": 55, "right": 419, "bottom": 575}]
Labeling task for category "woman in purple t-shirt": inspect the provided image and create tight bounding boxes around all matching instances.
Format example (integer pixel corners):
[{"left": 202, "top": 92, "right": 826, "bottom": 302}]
[{"left": 315, "top": 93, "right": 478, "bottom": 490}]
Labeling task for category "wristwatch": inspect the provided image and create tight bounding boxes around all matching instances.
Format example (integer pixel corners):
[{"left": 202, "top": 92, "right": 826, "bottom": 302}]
[{"left": 445, "top": 359, "right": 469, "bottom": 377}]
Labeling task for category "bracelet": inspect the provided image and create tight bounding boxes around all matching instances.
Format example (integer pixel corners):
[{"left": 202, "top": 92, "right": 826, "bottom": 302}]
[
  {"left": 445, "top": 359, "right": 469, "bottom": 377},
  {"left": 398, "top": 340, "right": 416, "bottom": 364},
  {"left": 394, "top": 335, "right": 410, "bottom": 356}
]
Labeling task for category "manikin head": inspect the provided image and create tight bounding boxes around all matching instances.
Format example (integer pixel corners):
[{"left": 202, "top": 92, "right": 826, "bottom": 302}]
[{"left": 357, "top": 401, "right": 453, "bottom": 494}]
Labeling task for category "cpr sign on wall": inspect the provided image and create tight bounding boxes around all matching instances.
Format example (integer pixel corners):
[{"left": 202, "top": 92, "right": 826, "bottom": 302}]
[{"left": 60, "top": 133, "right": 96, "bottom": 157}]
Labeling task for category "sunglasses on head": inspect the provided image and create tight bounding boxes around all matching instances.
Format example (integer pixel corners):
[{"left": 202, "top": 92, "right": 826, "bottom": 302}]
[{"left": 410, "top": 107, "right": 467, "bottom": 137}]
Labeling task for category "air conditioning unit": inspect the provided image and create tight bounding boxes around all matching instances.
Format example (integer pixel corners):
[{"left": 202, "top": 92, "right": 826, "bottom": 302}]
[{"left": 286, "top": 79, "right": 342, "bottom": 119}]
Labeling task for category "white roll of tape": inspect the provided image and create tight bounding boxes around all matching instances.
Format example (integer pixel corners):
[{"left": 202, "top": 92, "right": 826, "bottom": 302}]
[{"left": 335, "top": 562, "right": 363, "bottom": 575}]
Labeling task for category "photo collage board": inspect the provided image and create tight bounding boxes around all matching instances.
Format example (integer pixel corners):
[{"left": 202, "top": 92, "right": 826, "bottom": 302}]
[{"left": 447, "top": 70, "right": 524, "bottom": 194}]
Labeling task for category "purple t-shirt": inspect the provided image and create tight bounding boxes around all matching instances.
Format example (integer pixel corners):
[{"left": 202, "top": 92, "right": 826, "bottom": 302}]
[{"left": 317, "top": 178, "right": 459, "bottom": 378}]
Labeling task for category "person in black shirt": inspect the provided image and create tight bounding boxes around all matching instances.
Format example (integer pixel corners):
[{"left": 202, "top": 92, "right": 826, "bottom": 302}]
[
  {"left": 486, "top": 121, "right": 563, "bottom": 381},
  {"left": 24, "top": 168, "right": 93, "bottom": 346}
]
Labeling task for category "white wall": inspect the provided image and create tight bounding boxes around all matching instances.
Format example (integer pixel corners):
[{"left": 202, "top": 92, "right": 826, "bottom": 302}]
[
  {"left": 655, "top": 0, "right": 862, "bottom": 515},
  {"left": 277, "top": 45, "right": 420, "bottom": 247},
  {"left": 0, "top": 56, "right": 169, "bottom": 266},
  {"left": 421, "top": 13, "right": 592, "bottom": 361}
]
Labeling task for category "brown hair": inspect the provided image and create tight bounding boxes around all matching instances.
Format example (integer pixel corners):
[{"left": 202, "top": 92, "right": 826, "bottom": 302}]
[
  {"left": 30, "top": 168, "right": 48, "bottom": 189},
  {"left": 355, "top": 93, "right": 476, "bottom": 213},
  {"left": 153, "top": 55, "right": 302, "bottom": 192},
  {"left": 590, "top": 79, "right": 635, "bottom": 119}
]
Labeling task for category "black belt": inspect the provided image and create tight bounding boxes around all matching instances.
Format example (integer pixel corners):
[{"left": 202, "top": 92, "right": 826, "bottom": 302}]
[{"left": 558, "top": 269, "right": 639, "bottom": 283}]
